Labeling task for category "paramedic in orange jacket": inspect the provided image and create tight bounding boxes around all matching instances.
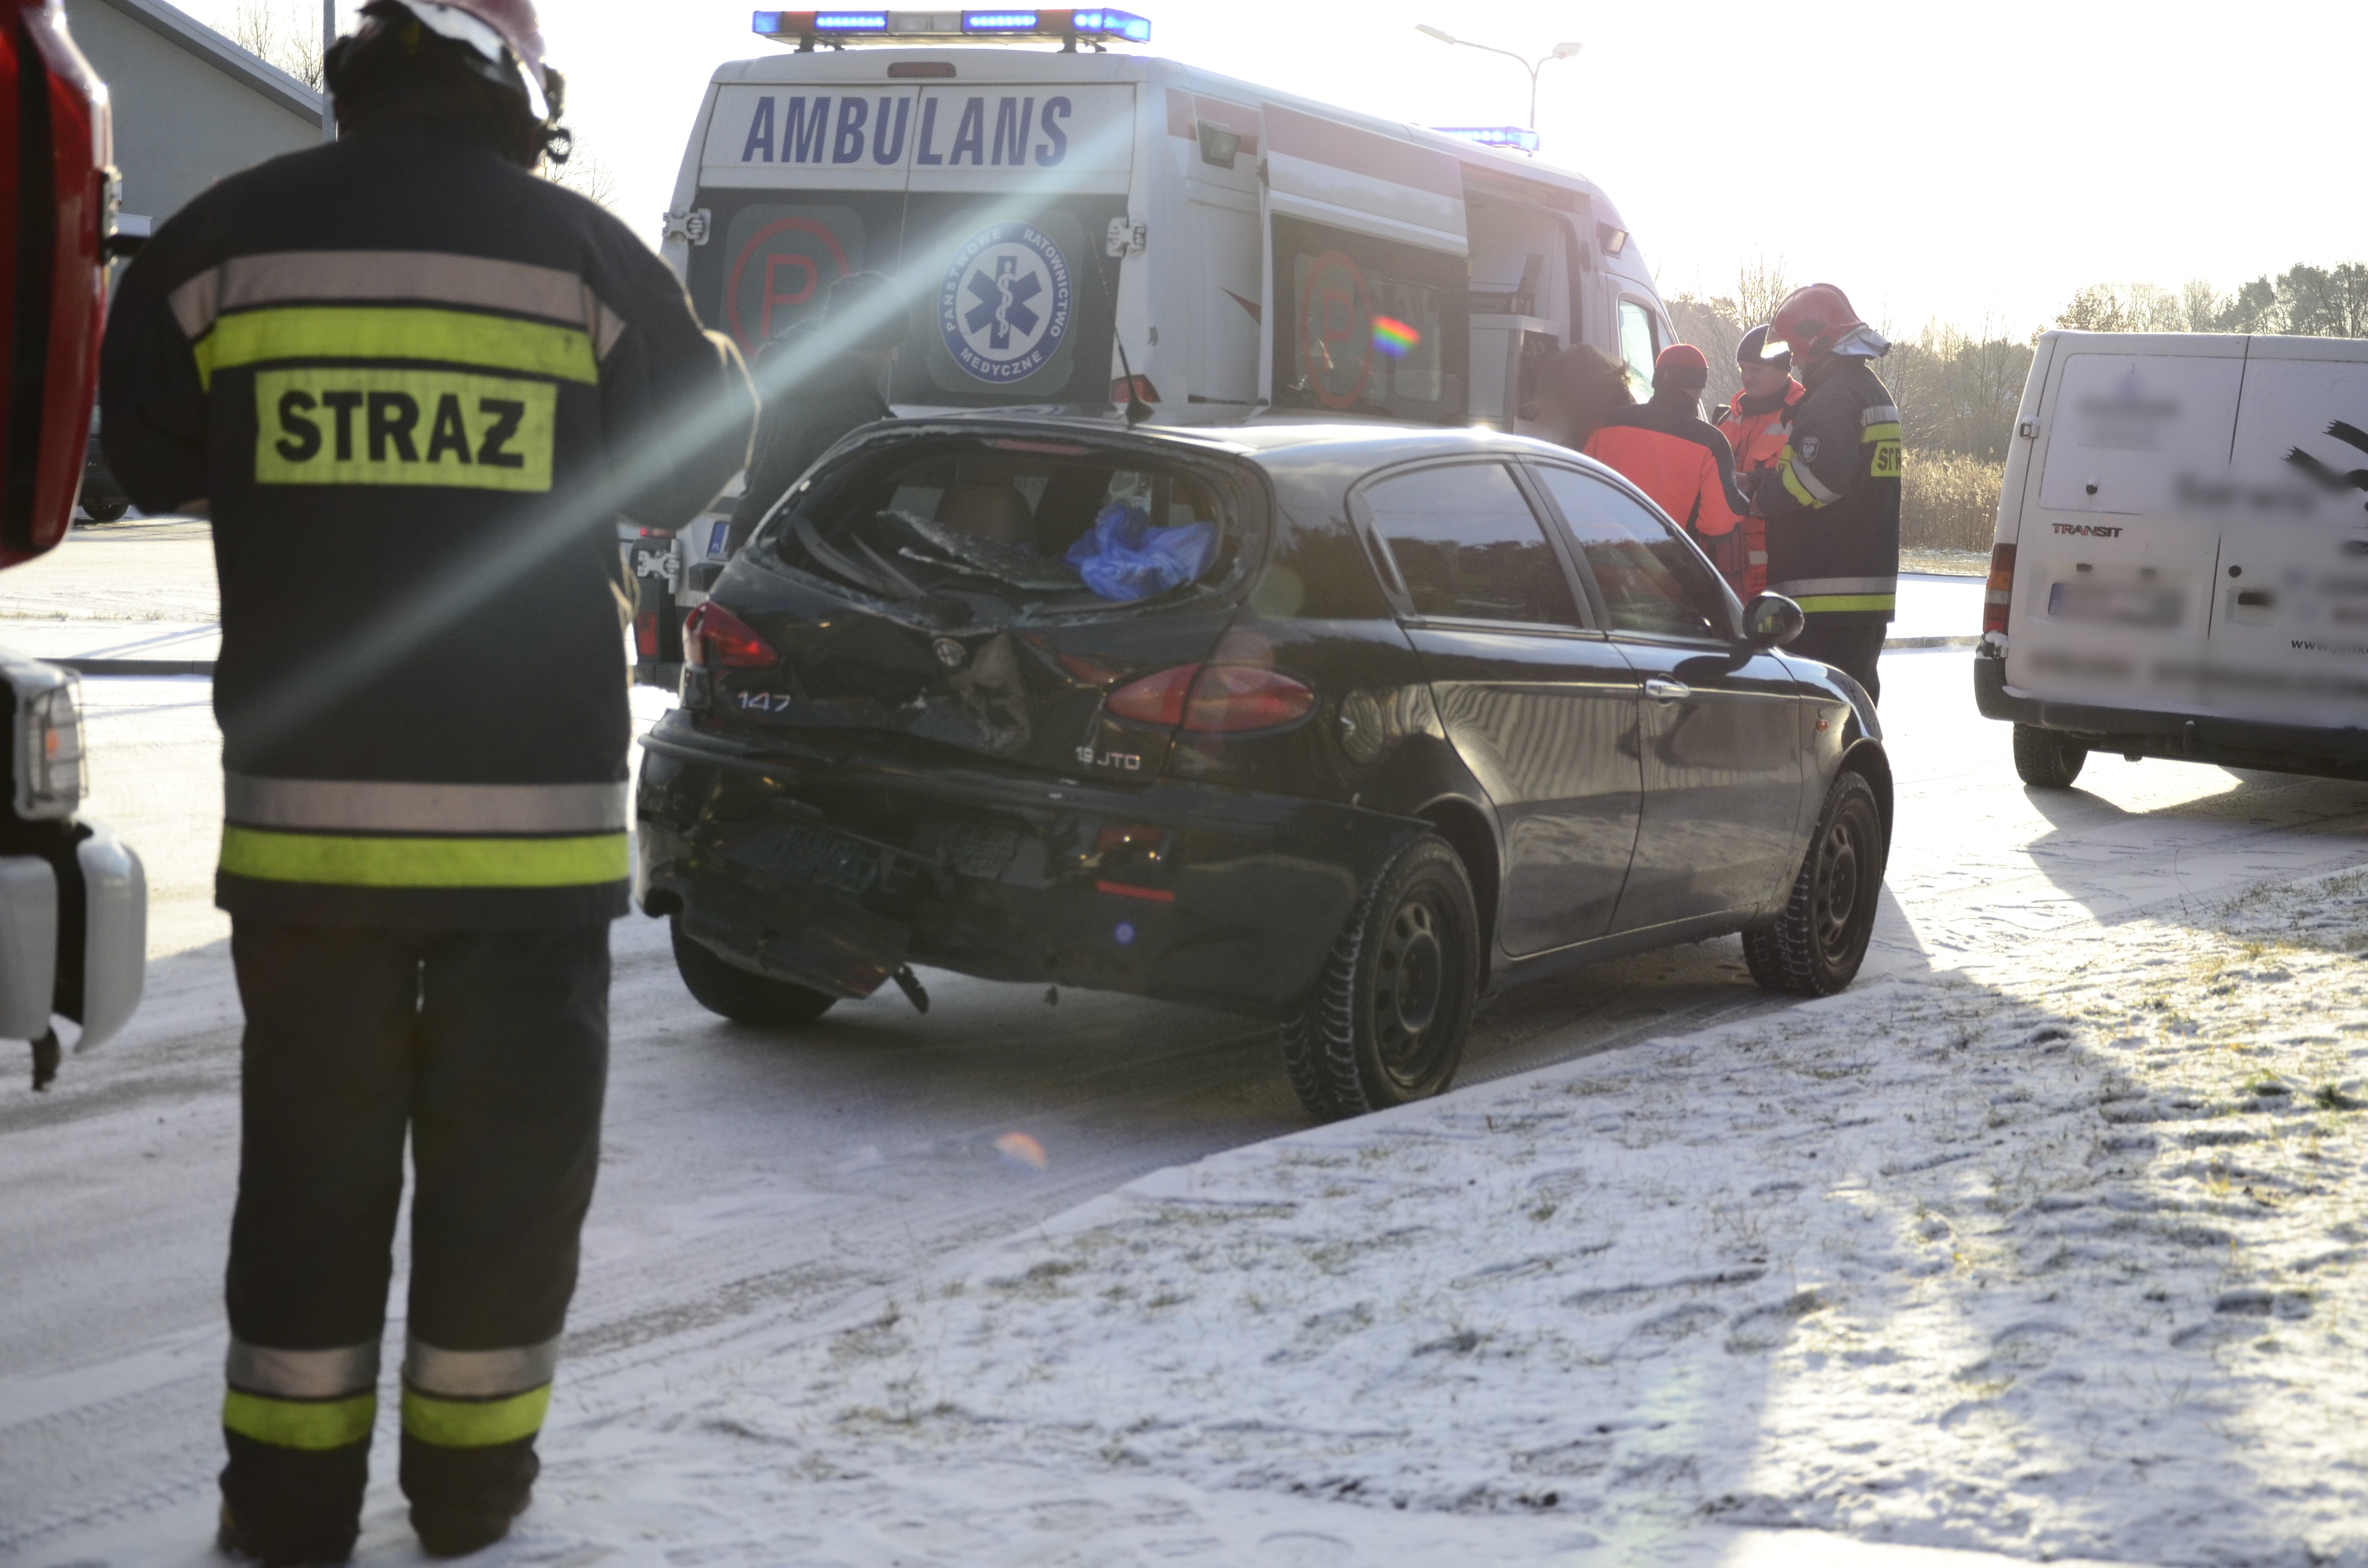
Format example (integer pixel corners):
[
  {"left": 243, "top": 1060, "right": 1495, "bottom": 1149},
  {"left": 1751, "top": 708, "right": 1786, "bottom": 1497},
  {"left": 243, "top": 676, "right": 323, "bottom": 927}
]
[
  {"left": 1713, "top": 325, "right": 1805, "bottom": 598},
  {"left": 1582, "top": 344, "right": 1751, "bottom": 591}
]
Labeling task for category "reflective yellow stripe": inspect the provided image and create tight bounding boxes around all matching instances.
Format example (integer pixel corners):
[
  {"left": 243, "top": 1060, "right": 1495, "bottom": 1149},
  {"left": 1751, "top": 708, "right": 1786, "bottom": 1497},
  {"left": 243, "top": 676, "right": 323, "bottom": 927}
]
[
  {"left": 223, "top": 1389, "right": 377, "bottom": 1451},
  {"left": 1794, "top": 594, "right": 1897, "bottom": 613},
  {"left": 1780, "top": 461, "right": 1823, "bottom": 509},
  {"left": 220, "top": 826, "right": 628, "bottom": 888},
  {"left": 402, "top": 1384, "right": 551, "bottom": 1449},
  {"left": 193, "top": 306, "right": 598, "bottom": 390},
  {"left": 1859, "top": 422, "right": 1901, "bottom": 444}
]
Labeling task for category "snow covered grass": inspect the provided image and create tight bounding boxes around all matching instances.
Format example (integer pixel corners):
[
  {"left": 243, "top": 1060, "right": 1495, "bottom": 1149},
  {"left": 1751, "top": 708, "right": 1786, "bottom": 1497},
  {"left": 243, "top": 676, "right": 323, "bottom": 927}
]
[{"left": 557, "top": 866, "right": 2368, "bottom": 1567}]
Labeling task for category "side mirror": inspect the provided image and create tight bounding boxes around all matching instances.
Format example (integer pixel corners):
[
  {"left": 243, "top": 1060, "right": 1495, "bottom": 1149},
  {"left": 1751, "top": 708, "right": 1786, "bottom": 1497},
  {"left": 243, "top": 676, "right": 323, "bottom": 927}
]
[{"left": 1741, "top": 592, "right": 1805, "bottom": 649}]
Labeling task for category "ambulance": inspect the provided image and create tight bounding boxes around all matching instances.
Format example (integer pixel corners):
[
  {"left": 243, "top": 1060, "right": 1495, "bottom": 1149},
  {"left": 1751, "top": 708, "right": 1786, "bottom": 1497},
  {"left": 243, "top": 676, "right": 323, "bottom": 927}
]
[
  {"left": 626, "top": 6, "right": 1676, "bottom": 674},
  {"left": 1977, "top": 330, "right": 2368, "bottom": 787}
]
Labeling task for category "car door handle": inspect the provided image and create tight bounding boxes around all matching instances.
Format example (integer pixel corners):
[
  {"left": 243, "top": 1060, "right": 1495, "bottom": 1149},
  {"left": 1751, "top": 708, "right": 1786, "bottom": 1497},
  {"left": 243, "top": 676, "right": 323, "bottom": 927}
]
[{"left": 1644, "top": 677, "right": 1691, "bottom": 702}]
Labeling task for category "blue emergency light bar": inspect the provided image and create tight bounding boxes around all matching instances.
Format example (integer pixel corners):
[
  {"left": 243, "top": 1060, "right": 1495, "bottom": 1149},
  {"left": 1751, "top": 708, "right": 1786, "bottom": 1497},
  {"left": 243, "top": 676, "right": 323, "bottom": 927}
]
[
  {"left": 1434, "top": 125, "right": 1542, "bottom": 154},
  {"left": 752, "top": 8, "right": 1150, "bottom": 47}
]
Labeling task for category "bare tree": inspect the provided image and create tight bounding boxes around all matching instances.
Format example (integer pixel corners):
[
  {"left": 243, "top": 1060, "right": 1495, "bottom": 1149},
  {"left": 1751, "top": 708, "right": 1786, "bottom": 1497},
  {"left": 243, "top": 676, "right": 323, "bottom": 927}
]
[
  {"left": 1665, "top": 257, "right": 1792, "bottom": 414},
  {"left": 543, "top": 147, "right": 619, "bottom": 213},
  {"left": 230, "top": 0, "right": 324, "bottom": 90}
]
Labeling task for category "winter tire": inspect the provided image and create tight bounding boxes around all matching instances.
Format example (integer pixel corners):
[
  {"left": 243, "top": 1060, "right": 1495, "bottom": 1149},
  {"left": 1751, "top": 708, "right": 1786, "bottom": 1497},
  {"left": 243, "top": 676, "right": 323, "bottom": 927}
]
[
  {"left": 2011, "top": 723, "right": 2087, "bottom": 789},
  {"left": 1742, "top": 770, "right": 1886, "bottom": 998},
  {"left": 670, "top": 919, "right": 837, "bottom": 1027},
  {"left": 78, "top": 499, "right": 128, "bottom": 523},
  {"left": 1280, "top": 834, "right": 1480, "bottom": 1121}
]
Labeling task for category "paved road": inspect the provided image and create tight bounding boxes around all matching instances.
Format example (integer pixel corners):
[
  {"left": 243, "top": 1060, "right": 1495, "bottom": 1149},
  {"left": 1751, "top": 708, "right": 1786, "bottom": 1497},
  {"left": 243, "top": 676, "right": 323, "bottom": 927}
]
[{"left": 7, "top": 551, "right": 2368, "bottom": 1560}]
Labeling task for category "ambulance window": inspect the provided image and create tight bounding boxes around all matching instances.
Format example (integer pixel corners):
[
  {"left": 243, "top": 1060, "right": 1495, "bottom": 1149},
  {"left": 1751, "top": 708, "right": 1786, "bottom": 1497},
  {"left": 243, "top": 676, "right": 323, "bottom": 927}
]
[
  {"left": 1272, "top": 214, "right": 1468, "bottom": 422},
  {"left": 1618, "top": 298, "right": 1657, "bottom": 394},
  {"left": 706, "top": 202, "right": 876, "bottom": 357}
]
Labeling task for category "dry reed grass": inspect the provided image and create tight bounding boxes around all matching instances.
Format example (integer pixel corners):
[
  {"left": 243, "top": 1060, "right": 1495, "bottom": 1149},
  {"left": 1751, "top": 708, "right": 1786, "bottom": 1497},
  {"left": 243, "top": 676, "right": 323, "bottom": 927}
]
[{"left": 1900, "top": 448, "right": 2003, "bottom": 553}]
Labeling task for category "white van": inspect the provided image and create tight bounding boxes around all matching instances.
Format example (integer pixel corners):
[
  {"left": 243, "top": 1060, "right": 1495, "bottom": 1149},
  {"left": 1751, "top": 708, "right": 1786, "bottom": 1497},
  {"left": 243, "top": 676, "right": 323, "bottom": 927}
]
[
  {"left": 1977, "top": 330, "right": 2368, "bottom": 786},
  {"left": 625, "top": 10, "right": 1676, "bottom": 673}
]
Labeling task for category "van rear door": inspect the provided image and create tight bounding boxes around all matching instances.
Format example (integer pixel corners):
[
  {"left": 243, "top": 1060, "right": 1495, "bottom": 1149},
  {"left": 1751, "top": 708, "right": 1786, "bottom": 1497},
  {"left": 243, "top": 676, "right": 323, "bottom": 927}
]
[
  {"left": 2204, "top": 338, "right": 2368, "bottom": 727},
  {"left": 2004, "top": 337, "right": 2243, "bottom": 716}
]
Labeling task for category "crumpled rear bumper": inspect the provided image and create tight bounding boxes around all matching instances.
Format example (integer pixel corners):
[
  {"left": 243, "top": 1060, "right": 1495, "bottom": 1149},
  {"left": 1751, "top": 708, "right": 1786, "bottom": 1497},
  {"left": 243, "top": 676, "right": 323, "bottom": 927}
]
[{"left": 635, "top": 716, "right": 1422, "bottom": 1018}]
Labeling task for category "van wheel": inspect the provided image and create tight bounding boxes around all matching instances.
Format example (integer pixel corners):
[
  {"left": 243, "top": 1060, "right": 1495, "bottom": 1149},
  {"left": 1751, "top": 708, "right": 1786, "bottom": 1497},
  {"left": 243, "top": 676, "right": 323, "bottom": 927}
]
[
  {"left": 2012, "top": 724, "right": 2087, "bottom": 789},
  {"left": 1281, "top": 836, "right": 1479, "bottom": 1121},
  {"left": 1743, "top": 771, "right": 1886, "bottom": 998},
  {"left": 670, "top": 919, "right": 838, "bottom": 1027},
  {"left": 79, "top": 499, "right": 128, "bottom": 523}
]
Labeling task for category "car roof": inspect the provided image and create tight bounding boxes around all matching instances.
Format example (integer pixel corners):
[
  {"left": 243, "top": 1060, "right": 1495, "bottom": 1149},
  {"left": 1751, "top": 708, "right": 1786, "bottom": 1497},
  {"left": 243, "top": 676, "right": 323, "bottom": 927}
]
[{"left": 882, "top": 408, "right": 1612, "bottom": 479}]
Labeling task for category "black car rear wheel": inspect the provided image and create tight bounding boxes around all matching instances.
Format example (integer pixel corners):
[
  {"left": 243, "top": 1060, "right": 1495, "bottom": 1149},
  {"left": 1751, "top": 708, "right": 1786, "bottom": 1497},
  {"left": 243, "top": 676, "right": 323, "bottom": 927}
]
[
  {"left": 1281, "top": 835, "right": 1479, "bottom": 1121},
  {"left": 79, "top": 498, "right": 127, "bottom": 523},
  {"left": 1742, "top": 770, "right": 1886, "bottom": 997},
  {"left": 2012, "top": 723, "right": 2087, "bottom": 789},
  {"left": 670, "top": 919, "right": 838, "bottom": 1027}
]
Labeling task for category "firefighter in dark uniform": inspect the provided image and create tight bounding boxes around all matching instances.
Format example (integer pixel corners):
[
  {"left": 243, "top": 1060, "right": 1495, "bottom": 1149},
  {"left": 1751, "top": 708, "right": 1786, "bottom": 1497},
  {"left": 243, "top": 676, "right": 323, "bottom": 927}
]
[
  {"left": 98, "top": 2, "right": 755, "bottom": 1560},
  {"left": 1755, "top": 283, "right": 1902, "bottom": 700}
]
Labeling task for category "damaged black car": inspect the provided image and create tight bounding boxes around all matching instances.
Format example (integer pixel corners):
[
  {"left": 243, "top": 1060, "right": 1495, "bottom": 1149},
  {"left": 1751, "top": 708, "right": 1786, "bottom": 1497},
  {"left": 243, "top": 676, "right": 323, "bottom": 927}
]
[{"left": 635, "top": 417, "right": 1893, "bottom": 1120}]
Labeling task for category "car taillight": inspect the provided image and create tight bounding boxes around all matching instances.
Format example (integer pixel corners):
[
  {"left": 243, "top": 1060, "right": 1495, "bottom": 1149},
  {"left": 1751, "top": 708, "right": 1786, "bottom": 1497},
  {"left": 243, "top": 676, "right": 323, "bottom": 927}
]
[
  {"left": 683, "top": 602, "right": 779, "bottom": 669},
  {"left": 1107, "top": 664, "right": 1315, "bottom": 734},
  {"left": 1106, "top": 665, "right": 1196, "bottom": 726},
  {"left": 1984, "top": 542, "right": 2016, "bottom": 636}
]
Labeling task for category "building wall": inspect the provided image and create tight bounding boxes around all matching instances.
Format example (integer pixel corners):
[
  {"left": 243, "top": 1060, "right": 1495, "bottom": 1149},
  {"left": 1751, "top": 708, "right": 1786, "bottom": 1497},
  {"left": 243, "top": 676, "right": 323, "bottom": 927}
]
[{"left": 62, "top": 0, "right": 324, "bottom": 227}]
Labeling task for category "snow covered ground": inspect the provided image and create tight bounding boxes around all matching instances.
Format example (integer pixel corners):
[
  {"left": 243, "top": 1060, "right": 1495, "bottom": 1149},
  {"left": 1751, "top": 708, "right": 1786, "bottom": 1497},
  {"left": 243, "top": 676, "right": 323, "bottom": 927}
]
[{"left": 119, "top": 862, "right": 2334, "bottom": 1568}]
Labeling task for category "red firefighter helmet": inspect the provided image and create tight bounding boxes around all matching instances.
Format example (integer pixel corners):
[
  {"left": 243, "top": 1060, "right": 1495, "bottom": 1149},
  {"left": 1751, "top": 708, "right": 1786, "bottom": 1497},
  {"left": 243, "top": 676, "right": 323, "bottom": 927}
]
[{"left": 1771, "top": 283, "right": 1866, "bottom": 361}]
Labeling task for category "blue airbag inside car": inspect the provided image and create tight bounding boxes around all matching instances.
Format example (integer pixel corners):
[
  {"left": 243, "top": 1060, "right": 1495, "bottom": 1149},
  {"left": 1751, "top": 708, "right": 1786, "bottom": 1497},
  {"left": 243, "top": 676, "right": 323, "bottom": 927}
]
[{"left": 1065, "top": 501, "right": 1217, "bottom": 601}]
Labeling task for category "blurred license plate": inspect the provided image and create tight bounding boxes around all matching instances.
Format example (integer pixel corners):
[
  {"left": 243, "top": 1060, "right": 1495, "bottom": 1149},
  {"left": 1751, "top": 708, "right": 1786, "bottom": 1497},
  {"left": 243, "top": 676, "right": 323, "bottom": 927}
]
[
  {"left": 2048, "top": 580, "right": 2182, "bottom": 627},
  {"left": 728, "top": 823, "right": 882, "bottom": 896}
]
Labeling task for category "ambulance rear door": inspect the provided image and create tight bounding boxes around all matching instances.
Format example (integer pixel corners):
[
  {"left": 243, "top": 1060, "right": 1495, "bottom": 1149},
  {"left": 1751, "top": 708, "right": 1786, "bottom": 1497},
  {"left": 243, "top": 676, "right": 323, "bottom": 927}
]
[
  {"left": 2003, "top": 334, "right": 2243, "bottom": 716},
  {"left": 899, "top": 82, "right": 1136, "bottom": 410},
  {"left": 690, "top": 73, "right": 920, "bottom": 363},
  {"left": 2203, "top": 335, "right": 2368, "bottom": 730}
]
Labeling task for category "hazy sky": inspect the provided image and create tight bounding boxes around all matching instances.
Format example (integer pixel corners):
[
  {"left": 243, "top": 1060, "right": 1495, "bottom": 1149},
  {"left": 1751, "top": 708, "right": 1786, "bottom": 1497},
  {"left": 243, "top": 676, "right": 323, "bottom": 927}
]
[{"left": 172, "top": 0, "right": 2358, "bottom": 339}]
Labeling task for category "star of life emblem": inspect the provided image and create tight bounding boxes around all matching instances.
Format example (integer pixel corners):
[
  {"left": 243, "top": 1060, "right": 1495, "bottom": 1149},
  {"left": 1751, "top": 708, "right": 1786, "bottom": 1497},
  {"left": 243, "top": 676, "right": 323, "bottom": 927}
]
[{"left": 939, "top": 222, "right": 1072, "bottom": 384}]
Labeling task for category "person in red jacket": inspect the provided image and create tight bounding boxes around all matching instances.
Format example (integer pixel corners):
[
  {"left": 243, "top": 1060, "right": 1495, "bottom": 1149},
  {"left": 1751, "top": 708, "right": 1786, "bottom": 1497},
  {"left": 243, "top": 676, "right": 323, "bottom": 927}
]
[
  {"left": 1713, "top": 325, "right": 1806, "bottom": 598},
  {"left": 1582, "top": 344, "right": 1751, "bottom": 593}
]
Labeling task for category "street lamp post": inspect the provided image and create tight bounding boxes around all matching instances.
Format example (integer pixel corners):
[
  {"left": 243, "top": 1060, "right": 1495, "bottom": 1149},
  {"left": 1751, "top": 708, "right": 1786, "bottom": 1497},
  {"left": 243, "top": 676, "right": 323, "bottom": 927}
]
[
  {"left": 321, "top": 0, "right": 336, "bottom": 142},
  {"left": 1415, "top": 25, "right": 1582, "bottom": 133}
]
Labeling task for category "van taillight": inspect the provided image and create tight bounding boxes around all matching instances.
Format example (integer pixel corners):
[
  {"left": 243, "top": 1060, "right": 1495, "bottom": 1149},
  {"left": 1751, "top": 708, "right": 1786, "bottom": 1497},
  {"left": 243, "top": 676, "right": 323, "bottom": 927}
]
[
  {"left": 1984, "top": 543, "right": 2016, "bottom": 636},
  {"left": 1108, "top": 665, "right": 1315, "bottom": 733},
  {"left": 683, "top": 602, "right": 778, "bottom": 669},
  {"left": 1110, "top": 374, "right": 1161, "bottom": 407}
]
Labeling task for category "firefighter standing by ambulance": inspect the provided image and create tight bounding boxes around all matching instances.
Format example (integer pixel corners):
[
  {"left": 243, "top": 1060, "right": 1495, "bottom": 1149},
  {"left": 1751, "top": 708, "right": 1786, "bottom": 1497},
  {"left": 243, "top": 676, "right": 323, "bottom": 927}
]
[
  {"left": 99, "top": 2, "right": 754, "bottom": 1560},
  {"left": 1754, "top": 283, "right": 1901, "bottom": 700},
  {"left": 1713, "top": 324, "right": 1804, "bottom": 600}
]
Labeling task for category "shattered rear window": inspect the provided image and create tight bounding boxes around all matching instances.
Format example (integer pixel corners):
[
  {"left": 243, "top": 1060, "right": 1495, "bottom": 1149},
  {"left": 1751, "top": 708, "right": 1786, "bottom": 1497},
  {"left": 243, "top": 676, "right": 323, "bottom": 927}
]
[{"left": 755, "top": 436, "right": 1246, "bottom": 619}]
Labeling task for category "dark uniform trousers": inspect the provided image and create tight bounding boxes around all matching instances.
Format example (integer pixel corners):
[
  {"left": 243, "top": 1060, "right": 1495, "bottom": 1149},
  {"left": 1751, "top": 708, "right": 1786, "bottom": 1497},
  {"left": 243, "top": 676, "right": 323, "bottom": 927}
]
[
  {"left": 1787, "top": 618, "right": 1886, "bottom": 704},
  {"left": 222, "top": 922, "right": 609, "bottom": 1558}
]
